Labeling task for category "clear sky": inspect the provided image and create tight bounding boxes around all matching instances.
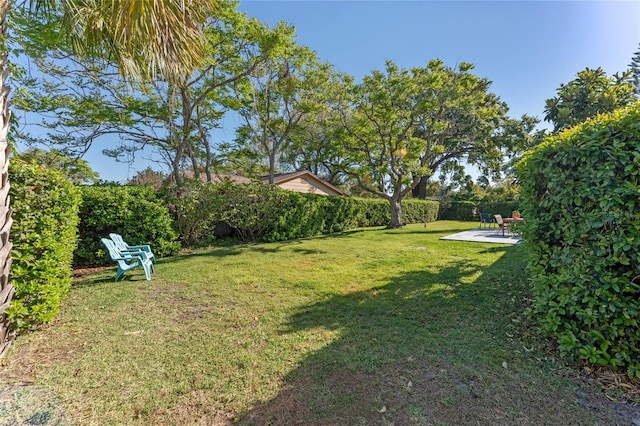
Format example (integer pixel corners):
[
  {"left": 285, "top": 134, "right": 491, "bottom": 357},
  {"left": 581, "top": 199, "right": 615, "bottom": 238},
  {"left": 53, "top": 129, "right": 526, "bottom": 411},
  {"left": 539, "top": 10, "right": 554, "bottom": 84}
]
[{"left": 27, "top": 1, "right": 640, "bottom": 182}]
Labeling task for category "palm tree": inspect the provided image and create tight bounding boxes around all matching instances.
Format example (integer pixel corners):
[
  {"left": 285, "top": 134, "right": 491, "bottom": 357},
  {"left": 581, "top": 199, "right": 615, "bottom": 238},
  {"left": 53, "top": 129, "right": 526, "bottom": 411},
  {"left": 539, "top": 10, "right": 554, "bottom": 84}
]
[{"left": 0, "top": 0, "right": 216, "bottom": 357}]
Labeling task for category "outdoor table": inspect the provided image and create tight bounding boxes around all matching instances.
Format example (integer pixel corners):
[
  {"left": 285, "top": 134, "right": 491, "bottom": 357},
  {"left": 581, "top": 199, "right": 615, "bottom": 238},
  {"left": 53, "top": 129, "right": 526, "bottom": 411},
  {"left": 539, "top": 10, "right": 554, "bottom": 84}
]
[
  {"left": 503, "top": 217, "right": 525, "bottom": 236},
  {"left": 503, "top": 217, "right": 524, "bottom": 224}
]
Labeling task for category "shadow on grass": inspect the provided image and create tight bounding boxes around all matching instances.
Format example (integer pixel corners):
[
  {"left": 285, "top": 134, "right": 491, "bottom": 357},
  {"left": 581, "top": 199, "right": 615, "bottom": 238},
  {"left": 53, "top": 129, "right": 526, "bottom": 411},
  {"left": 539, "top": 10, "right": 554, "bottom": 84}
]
[
  {"left": 381, "top": 227, "right": 472, "bottom": 236},
  {"left": 73, "top": 270, "right": 150, "bottom": 288},
  {"left": 159, "top": 224, "right": 465, "bottom": 267},
  {"left": 236, "top": 245, "right": 596, "bottom": 425},
  {"left": 160, "top": 240, "right": 330, "bottom": 266}
]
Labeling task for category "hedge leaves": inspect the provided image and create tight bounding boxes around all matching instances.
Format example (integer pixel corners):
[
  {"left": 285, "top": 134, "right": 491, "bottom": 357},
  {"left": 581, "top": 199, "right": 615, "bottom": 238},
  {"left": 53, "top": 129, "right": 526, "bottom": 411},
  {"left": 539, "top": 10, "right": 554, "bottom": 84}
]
[{"left": 517, "top": 102, "right": 640, "bottom": 376}]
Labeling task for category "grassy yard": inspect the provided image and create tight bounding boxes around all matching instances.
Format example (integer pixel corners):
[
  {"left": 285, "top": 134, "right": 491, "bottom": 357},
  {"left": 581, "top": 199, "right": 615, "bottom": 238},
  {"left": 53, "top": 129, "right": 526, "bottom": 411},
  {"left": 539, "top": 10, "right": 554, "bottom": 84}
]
[{"left": 0, "top": 221, "right": 623, "bottom": 425}]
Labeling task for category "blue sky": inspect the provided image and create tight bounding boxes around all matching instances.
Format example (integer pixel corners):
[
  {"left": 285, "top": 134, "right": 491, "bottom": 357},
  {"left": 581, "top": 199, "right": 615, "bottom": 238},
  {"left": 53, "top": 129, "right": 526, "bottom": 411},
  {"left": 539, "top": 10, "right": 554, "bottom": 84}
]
[
  {"left": 23, "top": 1, "right": 640, "bottom": 182},
  {"left": 237, "top": 1, "right": 640, "bottom": 120}
]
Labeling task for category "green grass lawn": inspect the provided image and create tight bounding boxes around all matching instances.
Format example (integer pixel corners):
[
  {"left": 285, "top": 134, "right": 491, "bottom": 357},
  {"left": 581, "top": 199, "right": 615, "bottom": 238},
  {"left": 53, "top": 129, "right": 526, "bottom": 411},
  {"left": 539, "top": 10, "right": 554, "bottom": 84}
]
[{"left": 0, "top": 221, "right": 614, "bottom": 424}]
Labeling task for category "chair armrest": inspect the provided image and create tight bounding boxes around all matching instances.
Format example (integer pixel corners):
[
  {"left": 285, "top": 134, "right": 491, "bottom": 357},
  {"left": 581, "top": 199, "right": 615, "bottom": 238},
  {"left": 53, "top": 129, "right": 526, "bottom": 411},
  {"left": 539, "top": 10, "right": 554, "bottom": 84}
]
[
  {"left": 127, "top": 244, "right": 152, "bottom": 252},
  {"left": 120, "top": 250, "right": 152, "bottom": 261}
]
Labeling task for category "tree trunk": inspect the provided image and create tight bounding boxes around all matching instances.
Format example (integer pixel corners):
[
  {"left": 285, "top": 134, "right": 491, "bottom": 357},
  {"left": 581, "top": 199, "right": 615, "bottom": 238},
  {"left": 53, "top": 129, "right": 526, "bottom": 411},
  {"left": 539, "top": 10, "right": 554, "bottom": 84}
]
[
  {"left": 412, "top": 176, "right": 429, "bottom": 199},
  {"left": 389, "top": 198, "right": 403, "bottom": 228},
  {"left": 268, "top": 150, "right": 276, "bottom": 184},
  {"left": 0, "top": 0, "right": 15, "bottom": 359},
  {"left": 171, "top": 155, "right": 184, "bottom": 186}
]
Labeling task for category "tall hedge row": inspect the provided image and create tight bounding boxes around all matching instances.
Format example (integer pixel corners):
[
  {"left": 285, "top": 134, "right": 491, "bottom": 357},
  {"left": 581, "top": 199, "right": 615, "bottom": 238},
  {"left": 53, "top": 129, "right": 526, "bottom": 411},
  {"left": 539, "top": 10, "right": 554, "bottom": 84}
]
[
  {"left": 440, "top": 200, "right": 521, "bottom": 221},
  {"left": 7, "top": 161, "right": 81, "bottom": 330},
  {"left": 517, "top": 103, "right": 640, "bottom": 377},
  {"left": 439, "top": 201, "right": 476, "bottom": 221},
  {"left": 75, "top": 185, "right": 181, "bottom": 266},
  {"left": 476, "top": 201, "right": 521, "bottom": 219},
  {"left": 165, "top": 181, "right": 439, "bottom": 244}
]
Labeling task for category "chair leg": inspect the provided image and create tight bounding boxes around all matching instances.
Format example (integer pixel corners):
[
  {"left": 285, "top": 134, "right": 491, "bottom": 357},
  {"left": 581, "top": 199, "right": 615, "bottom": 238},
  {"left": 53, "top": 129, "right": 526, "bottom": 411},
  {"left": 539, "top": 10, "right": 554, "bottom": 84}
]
[{"left": 143, "top": 263, "right": 151, "bottom": 280}]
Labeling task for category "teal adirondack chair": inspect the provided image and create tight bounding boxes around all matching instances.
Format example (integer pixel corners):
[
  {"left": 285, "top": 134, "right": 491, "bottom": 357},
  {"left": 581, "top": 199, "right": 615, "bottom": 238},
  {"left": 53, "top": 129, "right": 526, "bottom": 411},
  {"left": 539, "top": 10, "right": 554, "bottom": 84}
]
[
  {"left": 109, "top": 233, "right": 156, "bottom": 266},
  {"left": 101, "top": 238, "right": 153, "bottom": 281}
]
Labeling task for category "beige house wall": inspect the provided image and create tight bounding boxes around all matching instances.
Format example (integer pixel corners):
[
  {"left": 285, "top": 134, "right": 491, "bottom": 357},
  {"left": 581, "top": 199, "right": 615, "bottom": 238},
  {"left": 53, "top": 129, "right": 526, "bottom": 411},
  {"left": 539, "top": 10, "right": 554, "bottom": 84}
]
[{"left": 277, "top": 176, "right": 342, "bottom": 196}]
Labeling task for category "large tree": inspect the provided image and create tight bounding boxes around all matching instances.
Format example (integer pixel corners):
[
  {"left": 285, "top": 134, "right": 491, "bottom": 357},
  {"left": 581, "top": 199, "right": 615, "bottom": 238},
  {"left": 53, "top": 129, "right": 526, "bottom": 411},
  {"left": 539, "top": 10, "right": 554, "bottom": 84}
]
[
  {"left": 544, "top": 67, "right": 636, "bottom": 133},
  {"left": 630, "top": 43, "right": 640, "bottom": 97},
  {"left": 11, "top": 3, "right": 288, "bottom": 186},
  {"left": 0, "top": 0, "right": 216, "bottom": 357},
  {"left": 338, "top": 60, "right": 524, "bottom": 227},
  {"left": 234, "top": 43, "right": 342, "bottom": 184}
]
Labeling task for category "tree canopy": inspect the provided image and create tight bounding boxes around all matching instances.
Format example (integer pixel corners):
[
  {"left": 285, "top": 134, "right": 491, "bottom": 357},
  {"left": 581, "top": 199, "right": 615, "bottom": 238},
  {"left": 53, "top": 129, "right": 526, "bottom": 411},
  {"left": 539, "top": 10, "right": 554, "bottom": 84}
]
[
  {"left": 543, "top": 67, "right": 636, "bottom": 133},
  {"left": 336, "top": 59, "right": 530, "bottom": 227},
  {"left": 233, "top": 43, "right": 345, "bottom": 183},
  {"left": 629, "top": 42, "right": 640, "bottom": 97},
  {"left": 10, "top": 2, "right": 293, "bottom": 185}
]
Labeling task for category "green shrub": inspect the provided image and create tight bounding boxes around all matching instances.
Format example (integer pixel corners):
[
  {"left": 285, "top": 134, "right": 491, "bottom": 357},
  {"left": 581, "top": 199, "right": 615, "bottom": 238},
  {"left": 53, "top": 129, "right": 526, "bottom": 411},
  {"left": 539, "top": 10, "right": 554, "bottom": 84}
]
[
  {"left": 354, "top": 198, "right": 390, "bottom": 227},
  {"left": 264, "top": 193, "right": 365, "bottom": 242},
  {"left": 516, "top": 102, "right": 640, "bottom": 377},
  {"left": 476, "top": 201, "right": 521, "bottom": 219},
  {"left": 323, "top": 196, "right": 362, "bottom": 232},
  {"left": 164, "top": 181, "right": 439, "bottom": 244},
  {"left": 223, "top": 183, "right": 289, "bottom": 242},
  {"left": 402, "top": 199, "right": 440, "bottom": 225},
  {"left": 7, "top": 160, "right": 81, "bottom": 330},
  {"left": 440, "top": 200, "right": 476, "bottom": 221},
  {"left": 163, "top": 181, "right": 228, "bottom": 246},
  {"left": 75, "top": 184, "right": 180, "bottom": 266}
]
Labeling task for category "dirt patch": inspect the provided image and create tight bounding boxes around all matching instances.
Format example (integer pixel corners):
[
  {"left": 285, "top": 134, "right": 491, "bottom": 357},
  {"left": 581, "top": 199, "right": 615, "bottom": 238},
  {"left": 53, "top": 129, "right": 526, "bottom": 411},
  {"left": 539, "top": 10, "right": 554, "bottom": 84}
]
[{"left": 72, "top": 266, "right": 110, "bottom": 279}]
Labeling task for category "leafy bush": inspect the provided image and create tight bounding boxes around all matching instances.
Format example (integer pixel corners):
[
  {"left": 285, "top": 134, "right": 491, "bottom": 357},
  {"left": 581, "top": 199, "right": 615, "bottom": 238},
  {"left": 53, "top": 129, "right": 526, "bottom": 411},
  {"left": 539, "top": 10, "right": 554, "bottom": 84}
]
[
  {"left": 354, "top": 198, "right": 390, "bottom": 227},
  {"left": 165, "top": 181, "right": 440, "bottom": 244},
  {"left": 439, "top": 200, "right": 475, "bottom": 221},
  {"left": 401, "top": 199, "right": 440, "bottom": 225},
  {"left": 162, "top": 181, "right": 228, "bottom": 246},
  {"left": 517, "top": 102, "right": 640, "bottom": 377},
  {"left": 7, "top": 160, "right": 81, "bottom": 330},
  {"left": 75, "top": 184, "right": 180, "bottom": 266},
  {"left": 439, "top": 200, "right": 520, "bottom": 221},
  {"left": 224, "top": 183, "right": 289, "bottom": 242},
  {"left": 476, "top": 201, "right": 521, "bottom": 219},
  {"left": 265, "top": 194, "right": 438, "bottom": 241}
]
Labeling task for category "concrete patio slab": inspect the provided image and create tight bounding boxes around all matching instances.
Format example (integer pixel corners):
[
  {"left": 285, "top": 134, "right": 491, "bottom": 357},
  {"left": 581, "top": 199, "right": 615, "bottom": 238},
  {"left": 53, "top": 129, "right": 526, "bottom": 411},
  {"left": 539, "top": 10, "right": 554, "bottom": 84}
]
[{"left": 440, "top": 228, "right": 521, "bottom": 245}]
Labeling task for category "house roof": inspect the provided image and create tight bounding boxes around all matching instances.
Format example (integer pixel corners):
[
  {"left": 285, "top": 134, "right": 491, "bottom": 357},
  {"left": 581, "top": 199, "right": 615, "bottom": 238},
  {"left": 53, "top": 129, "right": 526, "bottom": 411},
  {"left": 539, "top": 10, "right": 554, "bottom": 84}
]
[
  {"left": 168, "top": 170, "right": 346, "bottom": 196},
  {"left": 259, "top": 171, "right": 346, "bottom": 196}
]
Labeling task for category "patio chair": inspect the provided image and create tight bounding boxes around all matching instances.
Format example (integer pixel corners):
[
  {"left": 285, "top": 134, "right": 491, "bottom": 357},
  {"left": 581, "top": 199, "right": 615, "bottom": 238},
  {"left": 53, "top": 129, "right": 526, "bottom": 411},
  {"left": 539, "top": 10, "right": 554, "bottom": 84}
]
[
  {"left": 479, "top": 212, "right": 493, "bottom": 229},
  {"left": 494, "top": 214, "right": 511, "bottom": 236},
  {"left": 109, "top": 233, "right": 156, "bottom": 266},
  {"left": 101, "top": 238, "right": 153, "bottom": 281}
]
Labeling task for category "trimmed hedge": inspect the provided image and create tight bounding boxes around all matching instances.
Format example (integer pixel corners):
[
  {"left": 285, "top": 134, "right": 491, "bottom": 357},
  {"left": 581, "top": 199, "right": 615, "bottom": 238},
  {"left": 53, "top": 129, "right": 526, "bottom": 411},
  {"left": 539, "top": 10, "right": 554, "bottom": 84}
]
[
  {"left": 440, "top": 200, "right": 520, "bottom": 221},
  {"left": 399, "top": 199, "right": 440, "bottom": 226},
  {"left": 517, "top": 103, "right": 640, "bottom": 377},
  {"left": 440, "top": 201, "right": 476, "bottom": 221},
  {"left": 263, "top": 191, "right": 359, "bottom": 242},
  {"left": 7, "top": 160, "right": 81, "bottom": 330},
  {"left": 166, "top": 181, "right": 440, "bottom": 244},
  {"left": 476, "top": 201, "right": 521, "bottom": 219},
  {"left": 163, "top": 182, "right": 228, "bottom": 246},
  {"left": 75, "top": 185, "right": 180, "bottom": 266}
]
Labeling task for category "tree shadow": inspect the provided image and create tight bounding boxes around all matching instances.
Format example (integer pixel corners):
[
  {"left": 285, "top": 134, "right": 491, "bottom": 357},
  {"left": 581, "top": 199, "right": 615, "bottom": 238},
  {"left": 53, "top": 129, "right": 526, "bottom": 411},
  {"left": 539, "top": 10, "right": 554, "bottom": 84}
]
[
  {"left": 72, "top": 275, "right": 114, "bottom": 288},
  {"left": 235, "top": 246, "right": 597, "bottom": 425},
  {"left": 381, "top": 226, "right": 474, "bottom": 236}
]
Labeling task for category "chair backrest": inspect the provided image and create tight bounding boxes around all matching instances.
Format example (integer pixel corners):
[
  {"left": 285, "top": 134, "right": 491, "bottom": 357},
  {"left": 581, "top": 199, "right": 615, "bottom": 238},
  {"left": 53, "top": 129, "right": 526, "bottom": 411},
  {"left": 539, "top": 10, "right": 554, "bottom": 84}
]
[
  {"left": 494, "top": 214, "right": 504, "bottom": 225},
  {"left": 109, "top": 233, "right": 128, "bottom": 251},
  {"left": 101, "top": 238, "right": 123, "bottom": 260},
  {"left": 480, "top": 212, "right": 490, "bottom": 222}
]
